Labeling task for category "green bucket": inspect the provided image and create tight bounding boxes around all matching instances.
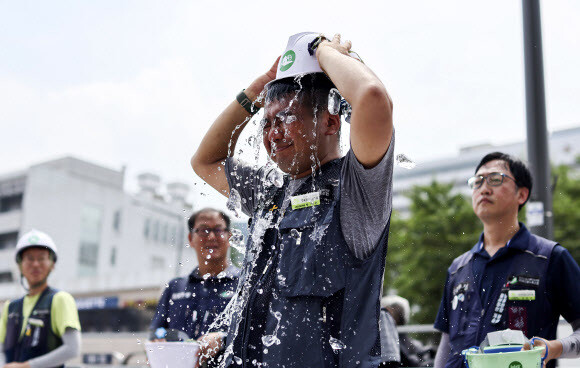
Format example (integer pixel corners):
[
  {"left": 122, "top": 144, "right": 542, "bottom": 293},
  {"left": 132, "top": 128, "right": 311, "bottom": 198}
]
[{"left": 462, "top": 345, "right": 546, "bottom": 368}]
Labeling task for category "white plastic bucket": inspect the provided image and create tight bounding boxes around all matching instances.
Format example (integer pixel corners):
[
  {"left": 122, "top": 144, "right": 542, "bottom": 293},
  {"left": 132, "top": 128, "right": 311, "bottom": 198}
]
[
  {"left": 463, "top": 346, "right": 546, "bottom": 368},
  {"left": 145, "top": 341, "right": 200, "bottom": 368}
]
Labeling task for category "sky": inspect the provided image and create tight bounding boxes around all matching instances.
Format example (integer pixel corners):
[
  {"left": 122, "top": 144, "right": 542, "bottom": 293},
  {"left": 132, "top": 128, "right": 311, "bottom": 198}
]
[{"left": 1, "top": 0, "right": 578, "bottom": 213}]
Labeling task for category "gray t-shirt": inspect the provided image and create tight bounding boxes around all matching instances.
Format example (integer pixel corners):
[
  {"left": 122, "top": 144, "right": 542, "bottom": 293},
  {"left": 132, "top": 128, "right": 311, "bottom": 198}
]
[{"left": 225, "top": 133, "right": 394, "bottom": 260}]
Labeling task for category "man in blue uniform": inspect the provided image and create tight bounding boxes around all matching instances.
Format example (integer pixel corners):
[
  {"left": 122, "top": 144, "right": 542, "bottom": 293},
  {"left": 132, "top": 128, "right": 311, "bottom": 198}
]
[
  {"left": 433, "top": 152, "right": 580, "bottom": 368},
  {"left": 192, "top": 32, "right": 394, "bottom": 367},
  {"left": 150, "top": 208, "right": 240, "bottom": 341}
]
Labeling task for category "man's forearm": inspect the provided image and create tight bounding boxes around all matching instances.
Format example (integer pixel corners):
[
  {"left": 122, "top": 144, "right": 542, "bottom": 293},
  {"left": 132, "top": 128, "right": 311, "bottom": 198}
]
[
  {"left": 434, "top": 333, "right": 450, "bottom": 368},
  {"left": 28, "top": 328, "right": 81, "bottom": 368},
  {"left": 559, "top": 322, "right": 580, "bottom": 359},
  {"left": 191, "top": 58, "right": 278, "bottom": 195}
]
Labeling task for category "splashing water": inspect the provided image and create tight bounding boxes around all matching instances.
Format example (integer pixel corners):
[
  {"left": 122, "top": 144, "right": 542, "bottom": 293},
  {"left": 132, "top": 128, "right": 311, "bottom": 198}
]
[
  {"left": 329, "top": 336, "right": 347, "bottom": 353},
  {"left": 266, "top": 169, "right": 284, "bottom": 188},
  {"left": 290, "top": 229, "right": 300, "bottom": 239},
  {"left": 327, "top": 88, "right": 341, "bottom": 115},
  {"left": 227, "top": 188, "right": 242, "bottom": 217},
  {"left": 395, "top": 153, "right": 416, "bottom": 169},
  {"left": 261, "top": 308, "right": 282, "bottom": 347},
  {"left": 309, "top": 223, "right": 329, "bottom": 243},
  {"left": 233, "top": 356, "right": 243, "bottom": 365},
  {"left": 229, "top": 228, "right": 245, "bottom": 254}
]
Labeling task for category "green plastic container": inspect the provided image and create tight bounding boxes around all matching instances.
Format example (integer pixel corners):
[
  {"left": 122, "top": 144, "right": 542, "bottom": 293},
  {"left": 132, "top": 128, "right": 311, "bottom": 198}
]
[{"left": 463, "top": 346, "right": 546, "bottom": 368}]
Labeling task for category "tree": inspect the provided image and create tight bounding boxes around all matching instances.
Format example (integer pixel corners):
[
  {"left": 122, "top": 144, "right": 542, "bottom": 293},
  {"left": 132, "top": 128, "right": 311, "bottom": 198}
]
[
  {"left": 552, "top": 165, "right": 580, "bottom": 263},
  {"left": 385, "top": 181, "right": 480, "bottom": 324}
]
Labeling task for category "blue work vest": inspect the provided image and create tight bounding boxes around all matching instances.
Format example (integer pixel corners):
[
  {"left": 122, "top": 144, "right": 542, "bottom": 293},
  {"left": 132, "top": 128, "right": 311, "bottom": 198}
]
[
  {"left": 150, "top": 266, "right": 240, "bottom": 340},
  {"left": 3, "top": 287, "right": 63, "bottom": 367},
  {"left": 223, "top": 158, "right": 391, "bottom": 368},
  {"left": 445, "top": 233, "right": 557, "bottom": 368}
]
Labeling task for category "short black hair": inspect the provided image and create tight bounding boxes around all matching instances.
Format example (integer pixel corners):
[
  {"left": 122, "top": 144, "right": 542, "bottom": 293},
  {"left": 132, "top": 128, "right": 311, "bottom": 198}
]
[
  {"left": 265, "top": 73, "right": 336, "bottom": 114},
  {"left": 187, "top": 208, "right": 231, "bottom": 233},
  {"left": 475, "top": 152, "right": 533, "bottom": 211}
]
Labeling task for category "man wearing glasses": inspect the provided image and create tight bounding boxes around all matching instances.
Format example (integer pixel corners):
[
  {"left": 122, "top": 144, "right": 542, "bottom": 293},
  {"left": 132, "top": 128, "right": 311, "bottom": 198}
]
[
  {"left": 433, "top": 152, "right": 580, "bottom": 368},
  {"left": 150, "top": 208, "right": 240, "bottom": 345}
]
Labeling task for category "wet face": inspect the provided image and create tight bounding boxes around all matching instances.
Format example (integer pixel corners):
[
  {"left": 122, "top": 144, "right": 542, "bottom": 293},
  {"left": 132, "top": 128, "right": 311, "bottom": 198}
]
[
  {"left": 19, "top": 247, "right": 54, "bottom": 288},
  {"left": 189, "top": 211, "right": 230, "bottom": 266},
  {"left": 471, "top": 159, "right": 529, "bottom": 222},
  {"left": 262, "top": 95, "right": 337, "bottom": 178}
]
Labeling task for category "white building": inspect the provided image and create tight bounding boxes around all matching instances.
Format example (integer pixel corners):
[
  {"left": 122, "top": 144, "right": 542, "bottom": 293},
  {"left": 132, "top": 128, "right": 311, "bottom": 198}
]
[
  {"left": 392, "top": 125, "right": 580, "bottom": 217},
  {"left": 0, "top": 157, "right": 194, "bottom": 325}
]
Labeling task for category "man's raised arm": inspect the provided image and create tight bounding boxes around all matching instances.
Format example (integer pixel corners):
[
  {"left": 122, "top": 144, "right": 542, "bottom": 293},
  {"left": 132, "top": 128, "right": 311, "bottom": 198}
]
[
  {"left": 316, "top": 34, "right": 393, "bottom": 169},
  {"left": 191, "top": 58, "right": 279, "bottom": 196}
]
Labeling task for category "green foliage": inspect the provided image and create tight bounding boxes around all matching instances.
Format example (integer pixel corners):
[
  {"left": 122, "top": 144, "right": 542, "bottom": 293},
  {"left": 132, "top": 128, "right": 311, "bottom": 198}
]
[
  {"left": 386, "top": 181, "right": 480, "bottom": 324},
  {"left": 552, "top": 165, "right": 580, "bottom": 263}
]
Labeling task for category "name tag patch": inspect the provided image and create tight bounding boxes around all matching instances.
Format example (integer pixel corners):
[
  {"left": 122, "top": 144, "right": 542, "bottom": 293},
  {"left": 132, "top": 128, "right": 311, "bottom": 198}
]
[
  {"left": 508, "top": 290, "right": 535, "bottom": 301},
  {"left": 291, "top": 192, "right": 320, "bottom": 210}
]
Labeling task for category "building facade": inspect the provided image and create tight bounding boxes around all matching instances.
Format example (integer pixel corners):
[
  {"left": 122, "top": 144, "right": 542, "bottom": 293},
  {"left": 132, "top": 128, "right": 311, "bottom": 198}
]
[
  {"left": 392, "top": 126, "right": 580, "bottom": 217},
  {"left": 0, "top": 157, "right": 194, "bottom": 331}
]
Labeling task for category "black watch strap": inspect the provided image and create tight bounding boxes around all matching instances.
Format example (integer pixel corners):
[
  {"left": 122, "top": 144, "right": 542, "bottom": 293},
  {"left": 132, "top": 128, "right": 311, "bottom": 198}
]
[{"left": 236, "top": 89, "right": 258, "bottom": 115}]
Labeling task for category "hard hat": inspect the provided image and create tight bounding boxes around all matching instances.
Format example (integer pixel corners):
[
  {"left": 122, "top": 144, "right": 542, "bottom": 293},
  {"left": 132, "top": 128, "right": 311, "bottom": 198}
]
[
  {"left": 16, "top": 229, "right": 58, "bottom": 263},
  {"left": 272, "top": 32, "right": 325, "bottom": 84}
]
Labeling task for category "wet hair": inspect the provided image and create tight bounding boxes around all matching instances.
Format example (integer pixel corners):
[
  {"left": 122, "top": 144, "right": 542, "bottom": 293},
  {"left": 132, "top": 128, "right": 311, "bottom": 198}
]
[
  {"left": 187, "top": 208, "right": 231, "bottom": 233},
  {"left": 475, "top": 152, "right": 533, "bottom": 211},
  {"left": 265, "top": 73, "right": 337, "bottom": 115}
]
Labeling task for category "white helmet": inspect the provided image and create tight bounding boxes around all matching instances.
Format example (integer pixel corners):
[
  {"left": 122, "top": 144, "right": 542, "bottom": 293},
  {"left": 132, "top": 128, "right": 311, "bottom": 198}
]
[{"left": 16, "top": 229, "right": 58, "bottom": 263}]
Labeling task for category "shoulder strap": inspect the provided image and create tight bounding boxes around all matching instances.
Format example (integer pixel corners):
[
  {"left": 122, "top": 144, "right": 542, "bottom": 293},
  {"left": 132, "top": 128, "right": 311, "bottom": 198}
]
[
  {"left": 449, "top": 251, "right": 474, "bottom": 275},
  {"left": 526, "top": 234, "right": 557, "bottom": 259}
]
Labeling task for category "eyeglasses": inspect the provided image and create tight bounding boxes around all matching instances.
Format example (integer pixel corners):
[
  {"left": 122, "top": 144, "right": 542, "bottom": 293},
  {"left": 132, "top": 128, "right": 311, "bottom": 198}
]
[
  {"left": 193, "top": 228, "right": 229, "bottom": 237},
  {"left": 467, "top": 172, "right": 516, "bottom": 190}
]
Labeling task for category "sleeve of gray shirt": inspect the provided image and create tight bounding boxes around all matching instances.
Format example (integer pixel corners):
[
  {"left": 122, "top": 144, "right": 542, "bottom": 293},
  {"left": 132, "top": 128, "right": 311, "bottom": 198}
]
[
  {"left": 28, "top": 328, "right": 81, "bottom": 368},
  {"left": 340, "top": 133, "right": 395, "bottom": 259},
  {"left": 559, "top": 319, "right": 580, "bottom": 359},
  {"left": 434, "top": 332, "right": 450, "bottom": 368}
]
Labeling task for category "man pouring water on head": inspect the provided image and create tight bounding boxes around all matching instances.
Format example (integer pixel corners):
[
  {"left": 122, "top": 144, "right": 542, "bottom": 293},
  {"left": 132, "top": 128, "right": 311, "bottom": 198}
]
[{"left": 192, "top": 32, "right": 395, "bottom": 367}]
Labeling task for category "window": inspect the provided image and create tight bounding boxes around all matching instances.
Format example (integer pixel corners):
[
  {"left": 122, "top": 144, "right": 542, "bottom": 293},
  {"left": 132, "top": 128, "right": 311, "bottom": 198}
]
[
  {"left": 152, "top": 220, "right": 159, "bottom": 242},
  {"left": 144, "top": 218, "right": 150, "bottom": 239},
  {"left": 0, "top": 271, "right": 13, "bottom": 283},
  {"left": 110, "top": 247, "right": 117, "bottom": 266},
  {"left": 0, "top": 194, "right": 23, "bottom": 213},
  {"left": 0, "top": 232, "right": 18, "bottom": 250},
  {"left": 78, "top": 205, "right": 102, "bottom": 277},
  {"left": 113, "top": 210, "right": 122, "bottom": 232},
  {"left": 151, "top": 256, "right": 164, "bottom": 269}
]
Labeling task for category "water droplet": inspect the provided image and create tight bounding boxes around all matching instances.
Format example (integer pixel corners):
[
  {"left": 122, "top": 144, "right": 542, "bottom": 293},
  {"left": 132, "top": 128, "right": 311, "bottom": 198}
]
[
  {"left": 290, "top": 229, "right": 300, "bottom": 239},
  {"left": 229, "top": 228, "right": 245, "bottom": 254},
  {"left": 329, "top": 336, "right": 346, "bottom": 352},
  {"left": 166, "top": 317, "right": 171, "bottom": 322},
  {"left": 261, "top": 334, "right": 281, "bottom": 347},
  {"left": 234, "top": 356, "right": 243, "bottom": 365},
  {"left": 328, "top": 88, "right": 341, "bottom": 115},
  {"left": 136, "top": 339, "right": 141, "bottom": 344},
  {"left": 265, "top": 169, "right": 284, "bottom": 188},
  {"left": 257, "top": 288, "right": 263, "bottom": 294},
  {"left": 395, "top": 153, "right": 416, "bottom": 169},
  {"left": 202, "top": 273, "right": 211, "bottom": 280},
  {"left": 227, "top": 188, "right": 242, "bottom": 217}
]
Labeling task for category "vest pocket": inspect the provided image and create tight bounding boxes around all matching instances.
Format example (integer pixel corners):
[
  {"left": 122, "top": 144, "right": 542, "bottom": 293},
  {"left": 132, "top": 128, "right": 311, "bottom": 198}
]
[{"left": 276, "top": 203, "right": 345, "bottom": 298}]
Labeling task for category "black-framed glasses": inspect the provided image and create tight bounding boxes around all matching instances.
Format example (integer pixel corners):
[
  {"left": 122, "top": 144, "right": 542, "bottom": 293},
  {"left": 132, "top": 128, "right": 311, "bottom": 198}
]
[
  {"left": 467, "top": 172, "right": 516, "bottom": 190},
  {"left": 193, "top": 228, "right": 229, "bottom": 237}
]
